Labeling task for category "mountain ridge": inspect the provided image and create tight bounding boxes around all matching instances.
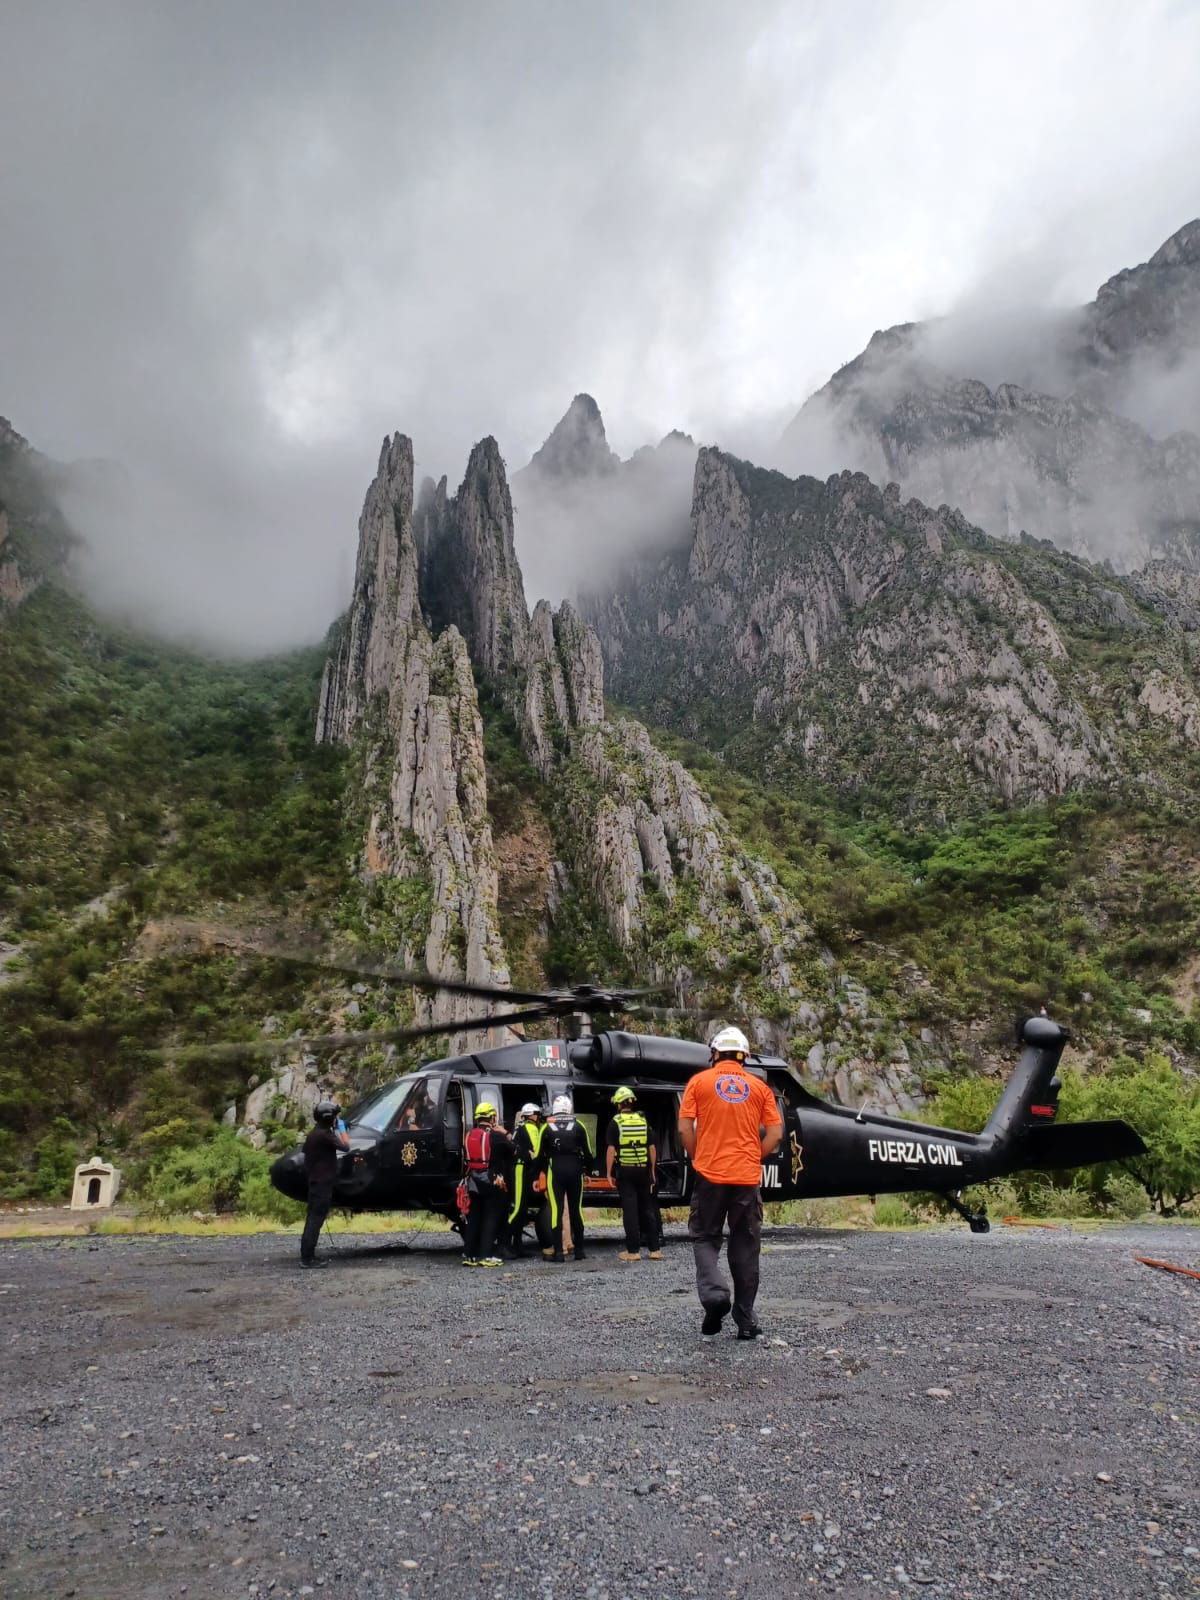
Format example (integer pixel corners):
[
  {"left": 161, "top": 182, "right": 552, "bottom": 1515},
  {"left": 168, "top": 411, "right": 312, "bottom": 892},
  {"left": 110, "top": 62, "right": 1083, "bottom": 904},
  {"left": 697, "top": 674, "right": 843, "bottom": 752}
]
[
  {"left": 779, "top": 218, "right": 1200, "bottom": 572},
  {"left": 584, "top": 446, "right": 1200, "bottom": 816}
]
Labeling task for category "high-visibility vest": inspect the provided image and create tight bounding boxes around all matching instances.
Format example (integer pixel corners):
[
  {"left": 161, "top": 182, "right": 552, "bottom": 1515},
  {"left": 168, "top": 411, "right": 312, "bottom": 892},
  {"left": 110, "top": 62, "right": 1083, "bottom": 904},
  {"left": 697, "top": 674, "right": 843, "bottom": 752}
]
[
  {"left": 518, "top": 1120, "right": 546, "bottom": 1162},
  {"left": 613, "top": 1110, "right": 650, "bottom": 1168}
]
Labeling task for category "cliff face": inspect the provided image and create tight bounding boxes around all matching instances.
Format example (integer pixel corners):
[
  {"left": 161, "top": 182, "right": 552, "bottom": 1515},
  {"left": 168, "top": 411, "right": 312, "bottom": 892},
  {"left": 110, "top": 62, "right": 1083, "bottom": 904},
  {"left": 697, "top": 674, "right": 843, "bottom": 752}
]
[
  {"left": 316, "top": 434, "right": 421, "bottom": 743},
  {"left": 1071, "top": 219, "right": 1200, "bottom": 433},
  {"left": 781, "top": 331, "right": 1200, "bottom": 574},
  {"left": 585, "top": 449, "right": 1200, "bottom": 814},
  {"left": 416, "top": 437, "right": 529, "bottom": 693},
  {"left": 0, "top": 417, "right": 79, "bottom": 616},
  {"left": 316, "top": 434, "right": 510, "bottom": 1049},
  {"left": 779, "top": 220, "right": 1200, "bottom": 574}
]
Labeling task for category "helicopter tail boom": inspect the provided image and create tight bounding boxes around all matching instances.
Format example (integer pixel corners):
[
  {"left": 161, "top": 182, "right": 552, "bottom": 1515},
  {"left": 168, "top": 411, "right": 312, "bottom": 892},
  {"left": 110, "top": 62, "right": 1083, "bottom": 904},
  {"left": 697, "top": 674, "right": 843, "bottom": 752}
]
[{"left": 1020, "top": 1118, "right": 1147, "bottom": 1170}]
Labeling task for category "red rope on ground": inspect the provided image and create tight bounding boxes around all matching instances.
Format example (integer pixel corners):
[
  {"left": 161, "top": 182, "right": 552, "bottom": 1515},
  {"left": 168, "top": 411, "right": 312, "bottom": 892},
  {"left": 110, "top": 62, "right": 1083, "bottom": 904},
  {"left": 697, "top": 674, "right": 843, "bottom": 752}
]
[{"left": 1133, "top": 1255, "right": 1200, "bottom": 1282}]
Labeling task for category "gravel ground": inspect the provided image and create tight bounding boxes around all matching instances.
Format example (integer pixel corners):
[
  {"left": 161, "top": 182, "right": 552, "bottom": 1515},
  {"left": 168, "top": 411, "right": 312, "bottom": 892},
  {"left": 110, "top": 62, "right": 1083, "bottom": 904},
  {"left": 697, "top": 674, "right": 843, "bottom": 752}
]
[{"left": 1, "top": 1221, "right": 1197, "bottom": 1600}]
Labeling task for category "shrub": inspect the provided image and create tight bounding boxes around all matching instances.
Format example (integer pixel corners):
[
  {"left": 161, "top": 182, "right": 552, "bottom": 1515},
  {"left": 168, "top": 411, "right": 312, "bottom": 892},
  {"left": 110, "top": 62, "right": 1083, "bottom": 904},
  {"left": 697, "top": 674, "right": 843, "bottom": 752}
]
[
  {"left": 1102, "top": 1170, "right": 1149, "bottom": 1221},
  {"left": 137, "top": 1127, "right": 301, "bottom": 1222},
  {"left": 31, "top": 1116, "right": 81, "bottom": 1199}
]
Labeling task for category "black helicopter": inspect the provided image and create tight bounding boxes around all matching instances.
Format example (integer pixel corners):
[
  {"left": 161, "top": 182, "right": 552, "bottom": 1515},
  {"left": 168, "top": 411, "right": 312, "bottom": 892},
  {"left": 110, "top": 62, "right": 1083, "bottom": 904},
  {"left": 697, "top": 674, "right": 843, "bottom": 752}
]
[{"left": 258, "top": 968, "right": 1146, "bottom": 1234}]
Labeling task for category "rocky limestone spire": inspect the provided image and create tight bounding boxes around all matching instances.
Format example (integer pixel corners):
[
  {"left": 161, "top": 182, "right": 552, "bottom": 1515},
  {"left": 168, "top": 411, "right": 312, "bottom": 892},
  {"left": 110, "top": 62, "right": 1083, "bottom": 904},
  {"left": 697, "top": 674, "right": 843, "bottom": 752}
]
[
  {"left": 316, "top": 431, "right": 511, "bottom": 1049},
  {"left": 523, "top": 599, "right": 605, "bottom": 774},
  {"left": 316, "top": 434, "right": 421, "bottom": 745},
  {"left": 524, "top": 393, "right": 620, "bottom": 480},
  {"left": 688, "top": 446, "right": 757, "bottom": 582},
  {"left": 418, "top": 437, "right": 530, "bottom": 695}
]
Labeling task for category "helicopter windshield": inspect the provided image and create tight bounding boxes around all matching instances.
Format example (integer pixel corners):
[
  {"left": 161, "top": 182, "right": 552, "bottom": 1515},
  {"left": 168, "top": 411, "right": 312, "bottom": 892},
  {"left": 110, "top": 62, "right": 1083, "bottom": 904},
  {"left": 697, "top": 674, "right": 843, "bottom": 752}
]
[{"left": 345, "top": 1078, "right": 421, "bottom": 1134}]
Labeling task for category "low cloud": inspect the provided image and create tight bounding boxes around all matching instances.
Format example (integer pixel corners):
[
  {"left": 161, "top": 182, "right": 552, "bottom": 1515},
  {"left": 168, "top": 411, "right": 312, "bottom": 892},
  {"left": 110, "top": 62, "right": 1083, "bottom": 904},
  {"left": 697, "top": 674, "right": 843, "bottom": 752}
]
[
  {"left": 512, "top": 433, "right": 698, "bottom": 608},
  {"left": 2, "top": 1, "right": 1199, "bottom": 646}
]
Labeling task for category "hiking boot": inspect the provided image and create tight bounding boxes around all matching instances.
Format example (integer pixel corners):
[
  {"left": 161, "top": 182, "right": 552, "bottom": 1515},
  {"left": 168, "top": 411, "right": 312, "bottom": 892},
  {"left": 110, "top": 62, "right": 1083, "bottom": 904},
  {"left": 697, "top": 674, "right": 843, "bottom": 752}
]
[
  {"left": 647, "top": 1250, "right": 664, "bottom": 1260},
  {"left": 701, "top": 1297, "right": 732, "bottom": 1336},
  {"left": 573, "top": 1249, "right": 588, "bottom": 1260},
  {"left": 618, "top": 1250, "right": 641, "bottom": 1262},
  {"left": 300, "top": 1258, "right": 328, "bottom": 1269},
  {"left": 550, "top": 1251, "right": 566, "bottom": 1263},
  {"left": 479, "top": 1257, "right": 503, "bottom": 1267},
  {"left": 541, "top": 1247, "right": 556, "bottom": 1258},
  {"left": 736, "top": 1322, "right": 763, "bottom": 1341}
]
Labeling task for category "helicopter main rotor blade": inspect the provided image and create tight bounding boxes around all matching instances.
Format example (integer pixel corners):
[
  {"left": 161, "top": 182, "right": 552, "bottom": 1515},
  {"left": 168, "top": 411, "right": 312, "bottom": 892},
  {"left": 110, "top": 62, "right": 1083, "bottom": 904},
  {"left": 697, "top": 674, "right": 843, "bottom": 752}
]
[
  {"left": 155, "top": 1005, "right": 560, "bottom": 1064},
  {"left": 146, "top": 919, "right": 556, "bottom": 1005},
  {"left": 624, "top": 1002, "right": 721, "bottom": 1023},
  {"left": 265, "top": 951, "right": 556, "bottom": 1006}
]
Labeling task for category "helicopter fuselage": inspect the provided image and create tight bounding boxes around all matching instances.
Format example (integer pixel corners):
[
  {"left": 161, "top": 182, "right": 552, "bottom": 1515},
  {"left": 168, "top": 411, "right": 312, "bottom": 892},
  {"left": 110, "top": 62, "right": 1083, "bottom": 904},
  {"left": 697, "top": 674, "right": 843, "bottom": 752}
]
[{"left": 269, "top": 1019, "right": 1145, "bottom": 1229}]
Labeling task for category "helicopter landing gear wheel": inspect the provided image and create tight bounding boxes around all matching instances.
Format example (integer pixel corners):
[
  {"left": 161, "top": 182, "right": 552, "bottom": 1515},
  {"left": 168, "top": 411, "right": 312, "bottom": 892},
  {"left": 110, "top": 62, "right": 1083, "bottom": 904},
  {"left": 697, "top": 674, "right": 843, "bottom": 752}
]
[{"left": 941, "top": 1189, "right": 990, "bottom": 1233}]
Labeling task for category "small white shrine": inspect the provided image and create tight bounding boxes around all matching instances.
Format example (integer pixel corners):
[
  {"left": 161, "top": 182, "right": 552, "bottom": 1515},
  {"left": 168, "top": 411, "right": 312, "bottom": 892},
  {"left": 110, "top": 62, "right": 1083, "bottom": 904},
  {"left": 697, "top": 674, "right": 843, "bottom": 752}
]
[{"left": 70, "top": 1157, "right": 121, "bottom": 1210}]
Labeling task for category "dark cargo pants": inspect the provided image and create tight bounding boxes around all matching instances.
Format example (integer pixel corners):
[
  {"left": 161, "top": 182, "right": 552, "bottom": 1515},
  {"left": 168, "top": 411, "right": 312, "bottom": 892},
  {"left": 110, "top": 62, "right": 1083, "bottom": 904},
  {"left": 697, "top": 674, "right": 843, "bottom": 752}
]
[
  {"left": 688, "top": 1173, "right": 763, "bottom": 1330},
  {"left": 616, "top": 1167, "right": 661, "bottom": 1252},
  {"left": 300, "top": 1180, "right": 334, "bottom": 1263}
]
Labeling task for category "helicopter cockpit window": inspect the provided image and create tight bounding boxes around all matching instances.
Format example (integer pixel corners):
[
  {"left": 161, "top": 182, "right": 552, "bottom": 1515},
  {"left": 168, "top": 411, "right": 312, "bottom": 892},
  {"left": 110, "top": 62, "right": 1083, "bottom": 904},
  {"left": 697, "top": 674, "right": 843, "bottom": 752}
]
[{"left": 346, "top": 1079, "right": 417, "bottom": 1135}]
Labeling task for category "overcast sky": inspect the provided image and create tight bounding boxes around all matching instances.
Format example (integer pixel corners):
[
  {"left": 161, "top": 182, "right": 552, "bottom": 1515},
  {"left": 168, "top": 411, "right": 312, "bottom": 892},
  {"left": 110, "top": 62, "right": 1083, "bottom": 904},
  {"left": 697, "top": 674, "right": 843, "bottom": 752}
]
[{"left": 2, "top": 0, "right": 1199, "bottom": 650}]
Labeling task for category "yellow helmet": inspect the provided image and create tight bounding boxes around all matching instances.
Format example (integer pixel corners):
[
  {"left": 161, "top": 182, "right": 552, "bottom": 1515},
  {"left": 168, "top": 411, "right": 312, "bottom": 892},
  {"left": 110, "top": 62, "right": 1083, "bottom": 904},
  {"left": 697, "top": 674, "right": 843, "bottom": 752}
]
[
  {"left": 474, "top": 1102, "right": 497, "bottom": 1122},
  {"left": 612, "top": 1085, "right": 636, "bottom": 1105}
]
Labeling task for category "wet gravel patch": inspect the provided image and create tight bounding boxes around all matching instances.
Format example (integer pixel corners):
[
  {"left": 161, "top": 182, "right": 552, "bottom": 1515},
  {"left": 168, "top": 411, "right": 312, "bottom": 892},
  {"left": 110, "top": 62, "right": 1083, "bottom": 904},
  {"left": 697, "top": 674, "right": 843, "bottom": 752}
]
[{"left": 1, "top": 1223, "right": 1197, "bottom": 1599}]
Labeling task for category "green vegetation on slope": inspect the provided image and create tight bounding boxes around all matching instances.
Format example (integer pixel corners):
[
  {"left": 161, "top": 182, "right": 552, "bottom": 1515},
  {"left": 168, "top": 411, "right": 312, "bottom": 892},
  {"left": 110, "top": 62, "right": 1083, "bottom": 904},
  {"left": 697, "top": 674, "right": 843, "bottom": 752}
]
[
  {"left": 480, "top": 690, "right": 631, "bottom": 990},
  {"left": 647, "top": 722, "right": 1200, "bottom": 1051},
  {"left": 0, "top": 586, "right": 350, "bottom": 1194}
]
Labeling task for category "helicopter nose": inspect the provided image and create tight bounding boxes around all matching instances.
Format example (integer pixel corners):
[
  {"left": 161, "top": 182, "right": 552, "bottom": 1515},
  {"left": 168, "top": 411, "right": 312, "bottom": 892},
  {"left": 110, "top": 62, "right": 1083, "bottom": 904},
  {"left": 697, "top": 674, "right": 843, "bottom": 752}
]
[{"left": 269, "top": 1153, "right": 308, "bottom": 1202}]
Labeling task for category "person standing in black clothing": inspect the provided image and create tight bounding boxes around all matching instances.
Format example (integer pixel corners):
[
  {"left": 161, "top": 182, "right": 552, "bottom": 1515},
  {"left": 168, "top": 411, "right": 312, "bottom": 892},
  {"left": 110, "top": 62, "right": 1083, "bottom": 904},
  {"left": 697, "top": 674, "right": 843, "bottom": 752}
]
[
  {"left": 461, "top": 1103, "right": 513, "bottom": 1267},
  {"left": 604, "top": 1085, "right": 662, "bottom": 1261},
  {"left": 300, "top": 1099, "right": 349, "bottom": 1268},
  {"left": 506, "top": 1103, "right": 551, "bottom": 1257},
  {"left": 543, "top": 1093, "right": 593, "bottom": 1262}
]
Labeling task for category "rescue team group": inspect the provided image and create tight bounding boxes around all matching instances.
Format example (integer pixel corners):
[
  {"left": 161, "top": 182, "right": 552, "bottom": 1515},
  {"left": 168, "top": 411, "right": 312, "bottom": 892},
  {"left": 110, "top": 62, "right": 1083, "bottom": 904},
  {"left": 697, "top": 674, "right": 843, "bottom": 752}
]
[{"left": 302, "top": 1026, "right": 783, "bottom": 1339}]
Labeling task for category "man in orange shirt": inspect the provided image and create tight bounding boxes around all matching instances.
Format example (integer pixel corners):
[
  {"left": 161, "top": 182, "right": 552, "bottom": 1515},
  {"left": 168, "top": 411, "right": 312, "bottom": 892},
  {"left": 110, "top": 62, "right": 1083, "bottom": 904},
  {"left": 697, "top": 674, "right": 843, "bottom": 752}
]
[{"left": 679, "top": 1026, "right": 783, "bottom": 1339}]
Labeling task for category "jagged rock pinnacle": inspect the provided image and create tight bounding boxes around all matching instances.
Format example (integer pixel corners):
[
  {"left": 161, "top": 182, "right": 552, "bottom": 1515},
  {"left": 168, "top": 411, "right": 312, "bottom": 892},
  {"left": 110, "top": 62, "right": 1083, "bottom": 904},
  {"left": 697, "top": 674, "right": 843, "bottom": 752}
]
[
  {"left": 524, "top": 393, "right": 620, "bottom": 480},
  {"left": 416, "top": 435, "right": 530, "bottom": 690},
  {"left": 1147, "top": 218, "right": 1200, "bottom": 269}
]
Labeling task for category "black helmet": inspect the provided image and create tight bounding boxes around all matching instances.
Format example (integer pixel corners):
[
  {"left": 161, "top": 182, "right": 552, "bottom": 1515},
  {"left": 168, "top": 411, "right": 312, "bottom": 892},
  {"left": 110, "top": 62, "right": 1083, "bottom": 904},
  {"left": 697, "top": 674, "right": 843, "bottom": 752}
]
[{"left": 314, "top": 1099, "right": 340, "bottom": 1126}]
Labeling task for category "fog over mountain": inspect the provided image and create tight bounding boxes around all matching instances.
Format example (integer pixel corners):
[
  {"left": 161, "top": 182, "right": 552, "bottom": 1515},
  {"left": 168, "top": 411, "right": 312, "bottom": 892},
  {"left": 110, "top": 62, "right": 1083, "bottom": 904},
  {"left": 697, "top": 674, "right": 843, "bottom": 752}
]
[
  {"left": 777, "top": 222, "right": 1200, "bottom": 571},
  {"left": 2, "top": 0, "right": 1199, "bottom": 647},
  {"left": 510, "top": 397, "right": 697, "bottom": 605}
]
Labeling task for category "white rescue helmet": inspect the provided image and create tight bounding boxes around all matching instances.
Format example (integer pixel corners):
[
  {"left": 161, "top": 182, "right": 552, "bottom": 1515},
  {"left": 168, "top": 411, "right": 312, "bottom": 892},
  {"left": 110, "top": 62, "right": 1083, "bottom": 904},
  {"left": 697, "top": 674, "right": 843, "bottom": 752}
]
[
  {"left": 551, "top": 1093, "right": 573, "bottom": 1115},
  {"left": 517, "top": 1101, "right": 541, "bottom": 1124},
  {"left": 709, "top": 1025, "right": 750, "bottom": 1061}
]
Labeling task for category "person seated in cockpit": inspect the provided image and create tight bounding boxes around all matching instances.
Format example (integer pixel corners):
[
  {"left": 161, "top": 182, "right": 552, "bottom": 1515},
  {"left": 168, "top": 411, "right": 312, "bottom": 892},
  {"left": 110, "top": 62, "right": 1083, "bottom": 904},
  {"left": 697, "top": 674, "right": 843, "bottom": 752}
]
[{"left": 397, "top": 1086, "right": 436, "bottom": 1130}]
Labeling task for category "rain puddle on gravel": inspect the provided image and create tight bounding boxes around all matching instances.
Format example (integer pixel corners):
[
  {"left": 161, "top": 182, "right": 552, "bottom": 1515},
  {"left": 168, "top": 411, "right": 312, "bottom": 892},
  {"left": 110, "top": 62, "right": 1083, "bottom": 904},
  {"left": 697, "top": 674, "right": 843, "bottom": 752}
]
[
  {"left": 72, "top": 1285, "right": 303, "bottom": 1339},
  {"left": 758, "top": 1296, "right": 915, "bottom": 1329},
  {"left": 762, "top": 1242, "right": 846, "bottom": 1251},
  {"left": 967, "top": 1285, "right": 1078, "bottom": 1305}
]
